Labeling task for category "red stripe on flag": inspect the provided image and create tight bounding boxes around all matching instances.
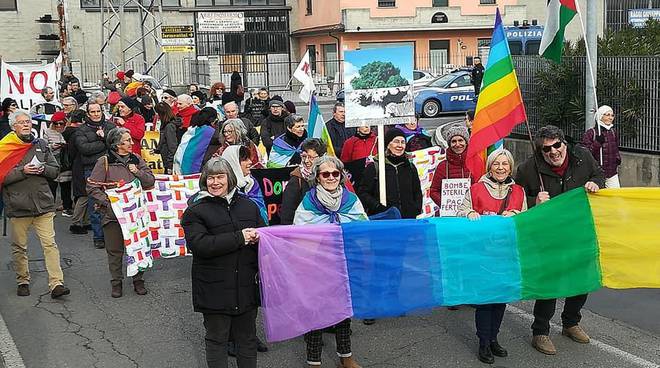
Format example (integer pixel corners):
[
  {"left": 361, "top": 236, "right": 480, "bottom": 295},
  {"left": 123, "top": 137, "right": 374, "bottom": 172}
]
[{"left": 560, "top": 0, "right": 577, "bottom": 12}]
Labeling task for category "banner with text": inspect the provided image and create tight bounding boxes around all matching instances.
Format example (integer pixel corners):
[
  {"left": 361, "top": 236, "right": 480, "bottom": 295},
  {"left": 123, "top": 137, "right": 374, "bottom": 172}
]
[
  {"left": 251, "top": 167, "right": 296, "bottom": 225},
  {"left": 1, "top": 60, "right": 58, "bottom": 110}
]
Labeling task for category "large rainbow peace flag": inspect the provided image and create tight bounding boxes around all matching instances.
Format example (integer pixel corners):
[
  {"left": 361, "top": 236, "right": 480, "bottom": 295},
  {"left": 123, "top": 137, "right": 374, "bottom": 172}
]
[
  {"left": 0, "top": 132, "right": 33, "bottom": 187},
  {"left": 466, "top": 8, "right": 527, "bottom": 178},
  {"left": 257, "top": 188, "right": 660, "bottom": 342}
]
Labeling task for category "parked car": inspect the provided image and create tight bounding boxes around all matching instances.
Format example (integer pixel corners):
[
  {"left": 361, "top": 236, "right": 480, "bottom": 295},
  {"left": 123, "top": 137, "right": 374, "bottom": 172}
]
[
  {"left": 414, "top": 71, "right": 476, "bottom": 118},
  {"left": 413, "top": 70, "right": 437, "bottom": 87},
  {"left": 336, "top": 89, "right": 344, "bottom": 102}
]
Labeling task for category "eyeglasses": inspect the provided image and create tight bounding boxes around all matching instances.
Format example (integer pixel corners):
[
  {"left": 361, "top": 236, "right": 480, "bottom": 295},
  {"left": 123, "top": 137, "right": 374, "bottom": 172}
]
[
  {"left": 53, "top": 122, "right": 66, "bottom": 126},
  {"left": 318, "top": 170, "right": 340, "bottom": 179},
  {"left": 223, "top": 129, "right": 234, "bottom": 135},
  {"left": 301, "top": 154, "right": 319, "bottom": 162},
  {"left": 542, "top": 141, "right": 563, "bottom": 153}
]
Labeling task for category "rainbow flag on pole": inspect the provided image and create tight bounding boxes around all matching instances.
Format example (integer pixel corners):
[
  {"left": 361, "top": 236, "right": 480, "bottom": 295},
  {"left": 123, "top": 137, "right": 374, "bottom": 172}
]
[
  {"left": 466, "top": 8, "right": 527, "bottom": 178},
  {"left": 308, "top": 94, "right": 335, "bottom": 157}
]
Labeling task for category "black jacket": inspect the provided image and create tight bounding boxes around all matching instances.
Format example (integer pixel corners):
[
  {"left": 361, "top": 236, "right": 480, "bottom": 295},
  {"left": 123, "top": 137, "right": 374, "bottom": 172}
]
[
  {"left": 243, "top": 97, "right": 269, "bottom": 125},
  {"left": 155, "top": 117, "right": 182, "bottom": 173},
  {"left": 326, "top": 118, "right": 356, "bottom": 159},
  {"left": 72, "top": 119, "right": 117, "bottom": 169},
  {"left": 260, "top": 111, "right": 289, "bottom": 153},
  {"left": 0, "top": 115, "right": 10, "bottom": 139},
  {"left": 357, "top": 155, "right": 422, "bottom": 219},
  {"left": 181, "top": 193, "right": 266, "bottom": 315},
  {"left": 279, "top": 167, "right": 310, "bottom": 225},
  {"left": 514, "top": 144, "right": 605, "bottom": 208},
  {"left": 471, "top": 64, "right": 484, "bottom": 94}
]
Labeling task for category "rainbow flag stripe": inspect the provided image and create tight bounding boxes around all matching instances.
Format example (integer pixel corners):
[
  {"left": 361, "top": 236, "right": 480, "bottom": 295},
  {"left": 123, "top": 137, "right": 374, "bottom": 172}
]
[
  {"left": 466, "top": 8, "right": 527, "bottom": 178},
  {"left": 0, "top": 132, "right": 32, "bottom": 187},
  {"left": 257, "top": 188, "right": 660, "bottom": 342},
  {"left": 173, "top": 125, "right": 216, "bottom": 175}
]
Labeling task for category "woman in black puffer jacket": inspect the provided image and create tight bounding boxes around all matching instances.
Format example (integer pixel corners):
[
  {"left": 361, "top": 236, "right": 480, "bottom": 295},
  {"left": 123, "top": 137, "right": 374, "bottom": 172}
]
[{"left": 181, "top": 157, "right": 265, "bottom": 368}]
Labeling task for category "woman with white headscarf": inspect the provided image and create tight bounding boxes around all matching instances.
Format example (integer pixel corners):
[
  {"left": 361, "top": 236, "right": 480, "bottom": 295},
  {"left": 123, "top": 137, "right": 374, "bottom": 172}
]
[
  {"left": 221, "top": 145, "right": 268, "bottom": 224},
  {"left": 581, "top": 105, "right": 621, "bottom": 188}
]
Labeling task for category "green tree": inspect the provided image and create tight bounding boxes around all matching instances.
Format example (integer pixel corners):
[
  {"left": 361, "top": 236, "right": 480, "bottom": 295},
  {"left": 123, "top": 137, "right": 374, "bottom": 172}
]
[{"left": 350, "top": 61, "right": 410, "bottom": 90}]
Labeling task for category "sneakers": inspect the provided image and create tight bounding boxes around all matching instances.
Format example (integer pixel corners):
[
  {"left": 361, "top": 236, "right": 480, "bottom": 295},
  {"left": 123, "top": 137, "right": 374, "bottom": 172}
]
[
  {"left": 62, "top": 209, "right": 74, "bottom": 217},
  {"left": 562, "top": 325, "right": 590, "bottom": 344},
  {"left": 133, "top": 280, "right": 147, "bottom": 295},
  {"left": 17, "top": 284, "right": 30, "bottom": 297},
  {"left": 532, "top": 335, "right": 557, "bottom": 355},
  {"left": 69, "top": 225, "right": 88, "bottom": 235},
  {"left": 51, "top": 285, "right": 70, "bottom": 299},
  {"left": 94, "top": 239, "right": 105, "bottom": 249}
]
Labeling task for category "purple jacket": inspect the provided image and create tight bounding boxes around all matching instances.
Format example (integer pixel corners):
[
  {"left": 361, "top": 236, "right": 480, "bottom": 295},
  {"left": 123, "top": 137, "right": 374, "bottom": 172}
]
[{"left": 581, "top": 126, "right": 621, "bottom": 178}]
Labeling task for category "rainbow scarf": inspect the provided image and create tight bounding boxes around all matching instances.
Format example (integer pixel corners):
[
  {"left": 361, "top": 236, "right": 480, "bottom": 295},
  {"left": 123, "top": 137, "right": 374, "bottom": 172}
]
[
  {"left": 267, "top": 135, "right": 301, "bottom": 169},
  {"left": 257, "top": 187, "right": 660, "bottom": 342},
  {"left": 0, "top": 132, "right": 33, "bottom": 187},
  {"left": 173, "top": 125, "right": 216, "bottom": 175},
  {"left": 293, "top": 187, "right": 368, "bottom": 225}
]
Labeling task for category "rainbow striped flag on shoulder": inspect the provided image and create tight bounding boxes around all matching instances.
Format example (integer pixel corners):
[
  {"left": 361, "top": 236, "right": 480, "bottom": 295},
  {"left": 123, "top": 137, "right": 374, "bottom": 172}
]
[
  {"left": 307, "top": 95, "right": 336, "bottom": 157},
  {"left": 466, "top": 8, "right": 527, "bottom": 178}
]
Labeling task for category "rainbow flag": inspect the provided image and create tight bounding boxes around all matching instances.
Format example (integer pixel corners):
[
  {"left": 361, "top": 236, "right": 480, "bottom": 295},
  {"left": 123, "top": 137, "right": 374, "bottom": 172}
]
[
  {"left": 308, "top": 95, "right": 335, "bottom": 157},
  {"left": 257, "top": 187, "right": 660, "bottom": 342},
  {"left": 172, "top": 125, "right": 216, "bottom": 175},
  {"left": 0, "top": 132, "right": 33, "bottom": 187},
  {"left": 466, "top": 8, "right": 527, "bottom": 178}
]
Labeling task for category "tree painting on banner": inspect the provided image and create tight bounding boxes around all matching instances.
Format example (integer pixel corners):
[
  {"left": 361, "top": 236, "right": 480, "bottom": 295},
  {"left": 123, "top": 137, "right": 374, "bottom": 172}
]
[{"left": 344, "top": 46, "right": 415, "bottom": 127}]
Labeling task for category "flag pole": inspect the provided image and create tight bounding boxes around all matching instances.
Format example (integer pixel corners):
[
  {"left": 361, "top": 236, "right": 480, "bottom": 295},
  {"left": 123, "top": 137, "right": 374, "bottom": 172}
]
[
  {"left": 524, "top": 120, "right": 546, "bottom": 193},
  {"left": 377, "top": 125, "right": 387, "bottom": 206}
]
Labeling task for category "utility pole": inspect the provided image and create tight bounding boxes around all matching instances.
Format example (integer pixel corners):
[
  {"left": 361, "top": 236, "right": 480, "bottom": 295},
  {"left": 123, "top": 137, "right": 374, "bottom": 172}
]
[{"left": 585, "top": 0, "right": 598, "bottom": 130}]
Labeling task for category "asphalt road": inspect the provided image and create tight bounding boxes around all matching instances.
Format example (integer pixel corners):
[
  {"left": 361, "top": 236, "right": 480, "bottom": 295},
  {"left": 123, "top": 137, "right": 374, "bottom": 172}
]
[{"left": 0, "top": 213, "right": 659, "bottom": 368}]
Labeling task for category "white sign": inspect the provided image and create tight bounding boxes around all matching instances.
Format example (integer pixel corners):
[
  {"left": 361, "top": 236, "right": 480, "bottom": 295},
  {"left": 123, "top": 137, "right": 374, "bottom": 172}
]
[
  {"left": 197, "top": 12, "right": 245, "bottom": 32},
  {"left": 1, "top": 60, "right": 58, "bottom": 110},
  {"left": 628, "top": 8, "right": 660, "bottom": 28},
  {"left": 161, "top": 38, "right": 195, "bottom": 46},
  {"left": 439, "top": 178, "right": 471, "bottom": 217}
]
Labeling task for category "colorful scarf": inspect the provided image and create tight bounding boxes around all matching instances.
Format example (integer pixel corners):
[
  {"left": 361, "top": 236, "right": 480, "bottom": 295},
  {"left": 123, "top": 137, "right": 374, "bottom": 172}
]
[
  {"left": 173, "top": 125, "right": 216, "bottom": 175},
  {"left": 0, "top": 132, "right": 33, "bottom": 187},
  {"left": 293, "top": 186, "right": 368, "bottom": 225},
  {"left": 267, "top": 135, "right": 302, "bottom": 169}
]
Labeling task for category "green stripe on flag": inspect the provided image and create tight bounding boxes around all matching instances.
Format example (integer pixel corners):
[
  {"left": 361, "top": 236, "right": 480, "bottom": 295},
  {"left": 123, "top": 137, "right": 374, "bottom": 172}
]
[
  {"left": 481, "top": 57, "right": 514, "bottom": 90},
  {"left": 514, "top": 188, "right": 601, "bottom": 299},
  {"left": 541, "top": 5, "right": 578, "bottom": 63}
]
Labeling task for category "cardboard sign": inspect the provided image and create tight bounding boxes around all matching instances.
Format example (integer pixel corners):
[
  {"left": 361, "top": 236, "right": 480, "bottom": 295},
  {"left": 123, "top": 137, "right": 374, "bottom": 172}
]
[
  {"left": 251, "top": 167, "right": 295, "bottom": 225},
  {"left": 140, "top": 130, "right": 164, "bottom": 174},
  {"left": 439, "top": 178, "right": 471, "bottom": 217}
]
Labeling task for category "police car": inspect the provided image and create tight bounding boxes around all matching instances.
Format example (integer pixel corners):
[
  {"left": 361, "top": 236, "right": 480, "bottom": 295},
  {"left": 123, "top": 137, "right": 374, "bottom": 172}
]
[{"left": 414, "top": 71, "right": 476, "bottom": 118}]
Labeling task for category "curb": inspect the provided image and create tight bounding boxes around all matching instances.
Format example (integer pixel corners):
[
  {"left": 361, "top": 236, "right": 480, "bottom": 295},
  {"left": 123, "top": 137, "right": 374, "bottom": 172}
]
[{"left": 0, "top": 310, "right": 25, "bottom": 368}]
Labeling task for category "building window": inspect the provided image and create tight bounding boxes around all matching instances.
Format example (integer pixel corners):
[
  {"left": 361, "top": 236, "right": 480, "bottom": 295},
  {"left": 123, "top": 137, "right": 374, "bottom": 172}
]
[
  {"left": 306, "top": 0, "right": 312, "bottom": 15},
  {"left": 0, "top": 0, "right": 17, "bottom": 11},
  {"left": 81, "top": 0, "right": 180, "bottom": 8},
  {"left": 480, "top": 0, "right": 496, "bottom": 4},
  {"left": 194, "top": 0, "right": 284, "bottom": 5},
  {"left": 322, "top": 43, "right": 338, "bottom": 80},
  {"left": 307, "top": 45, "right": 317, "bottom": 72},
  {"left": 432, "top": 0, "right": 448, "bottom": 6},
  {"left": 378, "top": 0, "right": 396, "bottom": 8}
]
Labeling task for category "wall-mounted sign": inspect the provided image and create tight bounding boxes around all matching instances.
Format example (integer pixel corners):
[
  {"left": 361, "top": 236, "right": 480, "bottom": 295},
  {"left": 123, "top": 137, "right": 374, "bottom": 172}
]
[
  {"left": 161, "top": 25, "right": 196, "bottom": 53},
  {"left": 432, "top": 12, "right": 448, "bottom": 24},
  {"left": 197, "top": 12, "right": 245, "bottom": 32},
  {"left": 628, "top": 8, "right": 660, "bottom": 28}
]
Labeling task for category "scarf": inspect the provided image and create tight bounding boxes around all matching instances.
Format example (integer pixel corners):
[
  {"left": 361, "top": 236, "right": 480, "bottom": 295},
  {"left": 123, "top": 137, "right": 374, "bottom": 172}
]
[
  {"left": 315, "top": 185, "right": 343, "bottom": 212},
  {"left": 598, "top": 121, "right": 613, "bottom": 131},
  {"left": 299, "top": 164, "right": 313, "bottom": 180},
  {"left": 293, "top": 186, "right": 368, "bottom": 225},
  {"left": 0, "top": 132, "right": 34, "bottom": 187}
]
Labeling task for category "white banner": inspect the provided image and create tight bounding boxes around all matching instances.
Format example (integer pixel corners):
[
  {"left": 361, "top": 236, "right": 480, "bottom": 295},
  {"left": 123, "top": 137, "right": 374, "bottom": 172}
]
[
  {"left": 439, "top": 178, "right": 471, "bottom": 217},
  {"left": 1, "top": 60, "right": 58, "bottom": 110},
  {"left": 197, "top": 12, "right": 245, "bottom": 32}
]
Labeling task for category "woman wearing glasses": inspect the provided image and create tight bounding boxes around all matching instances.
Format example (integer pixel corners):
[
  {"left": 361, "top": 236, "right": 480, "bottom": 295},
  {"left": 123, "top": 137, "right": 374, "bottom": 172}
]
[
  {"left": 293, "top": 155, "right": 366, "bottom": 368},
  {"left": 581, "top": 105, "right": 622, "bottom": 188},
  {"left": 44, "top": 112, "right": 73, "bottom": 216},
  {"left": 214, "top": 118, "right": 263, "bottom": 168}
]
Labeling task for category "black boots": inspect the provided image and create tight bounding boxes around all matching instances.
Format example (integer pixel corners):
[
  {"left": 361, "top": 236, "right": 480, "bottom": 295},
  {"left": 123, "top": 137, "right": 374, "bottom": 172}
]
[{"left": 478, "top": 345, "right": 494, "bottom": 364}]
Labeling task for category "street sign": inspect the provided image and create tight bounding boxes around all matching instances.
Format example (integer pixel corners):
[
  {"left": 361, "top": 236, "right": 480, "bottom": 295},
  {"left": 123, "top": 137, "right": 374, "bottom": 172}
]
[
  {"left": 161, "top": 25, "right": 194, "bottom": 38},
  {"left": 197, "top": 12, "right": 245, "bottom": 32},
  {"left": 161, "top": 25, "right": 196, "bottom": 53},
  {"left": 162, "top": 45, "right": 195, "bottom": 53},
  {"left": 161, "top": 38, "right": 195, "bottom": 46},
  {"left": 628, "top": 8, "right": 660, "bottom": 28}
]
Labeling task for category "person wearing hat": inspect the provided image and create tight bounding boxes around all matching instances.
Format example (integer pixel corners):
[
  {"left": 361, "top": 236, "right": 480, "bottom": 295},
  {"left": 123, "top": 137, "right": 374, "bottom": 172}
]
[
  {"left": 430, "top": 124, "right": 474, "bottom": 208},
  {"left": 581, "top": 105, "right": 621, "bottom": 188},
  {"left": 115, "top": 97, "right": 145, "bottom": 156},
  {"left": 457, "top": 148, "right": 526, "bottom": 364},
  {"left": 0, "top": 98, "right": 19, "bottom": 139},
  {"left": 357, "top": 127, "right": 422, "bottom": 220},
  {"left": 161, "top": 89, "right": 179, "bottom": 115},
  {"left": 260, "top": 99, "right": 290, "bottom": 154},
  {"left": 394, "top": 115, "right": 432, "bottom": 153},
  {"left": 191, "top": 91, "right": 207, "bottom": 110},
  {"left": 44, "top": 111, "right": 73, "bottom": 216}
]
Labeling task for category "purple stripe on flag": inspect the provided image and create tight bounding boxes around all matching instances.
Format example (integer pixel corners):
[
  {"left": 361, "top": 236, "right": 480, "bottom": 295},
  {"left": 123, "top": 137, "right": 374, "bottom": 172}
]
[{"left": 258, "top": 224, "right": 353, "bottom": 342}]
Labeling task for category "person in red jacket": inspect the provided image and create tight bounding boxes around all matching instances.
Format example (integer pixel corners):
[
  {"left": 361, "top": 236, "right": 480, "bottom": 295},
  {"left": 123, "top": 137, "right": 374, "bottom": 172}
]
[
  {"left": 429, "top": 124, "right": 474, "bottom": 208},
  {"left": 176, "top": 94, "right": 199, "bottom": 130},
  {"left": 457, "top": 148, "right": 527, "bottom": 365},
  {"left": 340, "top": 125, "right": 377, "bottom": 163},
  {"left": 115, "top": 97, "right": 146, "bottom": 156}
]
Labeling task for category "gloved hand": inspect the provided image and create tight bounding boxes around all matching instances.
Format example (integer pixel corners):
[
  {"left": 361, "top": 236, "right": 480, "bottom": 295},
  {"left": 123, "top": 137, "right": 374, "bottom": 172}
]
[{"left": 595, "top": 135, "right": 606, "bottom": 144}]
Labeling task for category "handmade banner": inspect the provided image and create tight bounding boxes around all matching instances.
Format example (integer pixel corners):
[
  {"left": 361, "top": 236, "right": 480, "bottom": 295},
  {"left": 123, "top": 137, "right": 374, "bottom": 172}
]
[
  {"left": 141, "top": 130, "right": 164, "bottom": 174},
  {"left": 439, "top": 178, "right": 471, "bottom": 217},
  {"left": 257, "top": 187, "right": 660, "bottom": 342},
  {"left": 251, "top": 167, "right": 296, "bottom": 225},
  {"left": 410, "top": 147, "right": 445, "bottom": 218},
  {"left": 1, "top": 60, "right": 59, "bottom": 110},
  {"left": 344, "top": 46, "right": 415, "bottom": 127}
]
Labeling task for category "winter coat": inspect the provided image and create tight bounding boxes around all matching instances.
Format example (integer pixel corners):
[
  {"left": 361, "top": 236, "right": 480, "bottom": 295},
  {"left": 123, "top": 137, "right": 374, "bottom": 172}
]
[
  {"left": 457, "top": 175, "right": 527, "bottom": 217},
  {"left": 471, "top": 64, "right": 485, "bottom": 94},
  {"left": 0, "top": 115, "right": 11, "bottom": 139},
  {"left": 156, "top": 117, "right": 183, "bottom": 173},
  {"left": 119, "top": 112, "right": 146, "bottom": 156},
  {"left": 86, "top": 152, "right": 155, "bottom": 225},
  {"left": 514, "top": 144, "right": 605, "bottom": 208},
  {"left": 429, "top": 148, "right": 474, "bottom": 207},
  {"left": 2, "top": 138, "right": 60, "bottom": 218},
  {"left": 63, "top": 125, "right": 87, "bottom": 198},
  {"left": 326, "top": 118, "right": 356, "bottom": 158},
  {"left": 72, "top": 119, "right": 117, "bottom": 169},
  {"left": 43, "top": 128, "right": 72, "bottom": 182},
  {"left": 581, "top": 126, "right": 621, "bottom": 178},
  {"left": 181, "top": 192, "right": 266, "bottom": 315},
  {"left": 260, "top": 111, "right": 289, "bottom": 153},
  {"left": 280, "top": 166, "right": 311, "bottom": 225},
  {"left": 243, "top": 97, "right": 269, "bottom": 125},
  {"left": 340, "top": 131, "right": 377, "bottom": 163},
  {"left": 357, "top": 155, "right": 422, "bottom": 219},
  {"left": 177, "top": 104, "right": 199, "bottom": 129}
]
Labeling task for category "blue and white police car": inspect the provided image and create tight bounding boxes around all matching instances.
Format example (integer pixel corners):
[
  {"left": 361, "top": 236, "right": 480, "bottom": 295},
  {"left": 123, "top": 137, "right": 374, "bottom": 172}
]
[{"left": 414, "top": 71, "right": 476, "bottom": 118}]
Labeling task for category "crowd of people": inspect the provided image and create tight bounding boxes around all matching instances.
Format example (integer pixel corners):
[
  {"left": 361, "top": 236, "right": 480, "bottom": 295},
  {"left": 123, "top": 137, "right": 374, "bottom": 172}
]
[{"left": 0, "top": 70, "right": 624, "bottom": 367}]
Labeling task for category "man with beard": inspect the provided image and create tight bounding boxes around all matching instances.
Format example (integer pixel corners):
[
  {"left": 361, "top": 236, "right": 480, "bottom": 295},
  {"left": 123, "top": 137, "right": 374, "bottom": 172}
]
[
  {"left": 260, "top": 100, "right": 289, "bottom": 154},
  {"left": 1, "top": 110, "right": 70, "bottom": 299},
  {"left": 515, "top": 125, "right": 604, "bottom": 356}
]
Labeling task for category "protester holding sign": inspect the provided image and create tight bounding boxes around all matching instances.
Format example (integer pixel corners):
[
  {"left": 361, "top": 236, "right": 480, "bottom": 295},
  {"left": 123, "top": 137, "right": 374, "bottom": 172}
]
[
  {"left": 181, "top": 157, "right": 265, "bottom": 368},
  {"left": 456, "top": 148, "right": 526, "bottom": 364},
  {"left": 429, "top": 124, "right": 473, "bottom": 215},
  {"left": 357, "top": 128, "right": 422, "bottom": 219},
  {"left": 86, "top": 127, "right": 155, "bottom": 298}
]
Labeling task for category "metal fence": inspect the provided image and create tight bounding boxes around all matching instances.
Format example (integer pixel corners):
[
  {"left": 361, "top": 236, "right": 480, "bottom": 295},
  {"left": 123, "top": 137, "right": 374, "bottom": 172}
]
[{"left": 512, "top": 55, "right": 660, "bottom": 154}]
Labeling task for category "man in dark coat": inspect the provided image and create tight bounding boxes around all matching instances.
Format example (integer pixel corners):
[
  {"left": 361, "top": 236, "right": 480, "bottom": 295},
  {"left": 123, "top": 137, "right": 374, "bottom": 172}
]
[
  {"left": 243, "top": 87, "right": 270, "bottom": 126},
  {"left": 471, "top": 57, "right": 485, "bottom": 96},
  {"left": 260, "top": 100, "right": 289, "bottom": 154},
  {"left": 515, "top": 125, "right": 604, "bottom": 356},
  {"left": 326, "top": 102, "right": 355, "bottom": 159}
]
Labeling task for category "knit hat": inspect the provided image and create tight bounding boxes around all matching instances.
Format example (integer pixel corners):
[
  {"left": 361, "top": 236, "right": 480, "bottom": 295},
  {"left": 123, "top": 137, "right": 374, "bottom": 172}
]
[
  {"left": 51, "top": 111, "right": 67, "bottom": 123},
  {"left": 271, "top": 95, "right": 284, "bottom": 102},
  {"left": 116, "top": 71, "right": 125, "bottom": 80},
  {"left": 284, "top": 100, "right": 296, "bottom": 113},
  {"left": 384, "top": 127, "right": 405, "bottom": 147},
  {"left": 162, "top": 89, "right": 177, "bottom": 99},
  {"left": 442, "top": 123, "right": 470, "bottom": 143},
  {"left": 119, "top": 97, "right": 138, "bottom": 110},
  {"left": 191, "top": 90, "right": 206, "bottom": 103},
  {"left": 269, "top": 100, "right": 284, "bottom": 108},
  {"left": 107, "top": 91, "right": 122, "bottom": 105}
]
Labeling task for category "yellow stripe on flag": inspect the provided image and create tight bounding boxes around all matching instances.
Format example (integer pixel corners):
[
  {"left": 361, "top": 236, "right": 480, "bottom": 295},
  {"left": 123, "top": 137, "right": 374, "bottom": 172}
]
[
  {"left": 476, "top": 71, "right": 520, "bottom": 111},
  {"left": 589, "top": 188, "right": 660, "bottom": 289}
]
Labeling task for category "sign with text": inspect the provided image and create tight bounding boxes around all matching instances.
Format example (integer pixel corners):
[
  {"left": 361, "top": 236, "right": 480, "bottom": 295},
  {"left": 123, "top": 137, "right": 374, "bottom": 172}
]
[
  {"left": 161, "top": 25, "right": 195, "bottom": 53},
  {"left": 1, "top": 60, "right": 58, "bottom": 110},
  {"left": 251, "top": 167, "right": 295, "bottom": 225},
  {"left": 439, "top": 178, "right": 471, "bottom": 217},
  {"left": 197, "top": 12, "right": 245, "bottom": 32},
  {"left": 141, "top": 130, "right": 164, "bottom": 175},
  {"left": 628, "top": 8, "right": 660, "bottom": 28}
]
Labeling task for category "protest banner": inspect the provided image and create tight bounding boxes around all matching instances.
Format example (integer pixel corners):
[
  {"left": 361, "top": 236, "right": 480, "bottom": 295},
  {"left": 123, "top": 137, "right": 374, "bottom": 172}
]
[
  {"left": 1, "top": 60, "right": 58, "bottom": 110},
  {"left": 410, "top": 147, "right": 445, "bottom": 218},
  {"left": 141, "top": 130, "right": 164, "bottom": 174},
  {"left": 251, "top": 167, "right": 295, "bottom": 225},
  {"left": 439, "top": 178, "right": 471, "bottom": 217}
]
